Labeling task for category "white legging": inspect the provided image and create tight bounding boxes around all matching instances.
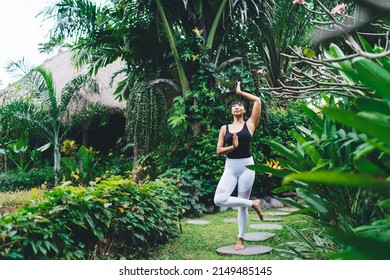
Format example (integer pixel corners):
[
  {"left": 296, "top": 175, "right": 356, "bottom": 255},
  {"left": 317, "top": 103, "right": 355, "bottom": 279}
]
[{"left": 214, "top": 157, "right": 255, "bottom": 238}]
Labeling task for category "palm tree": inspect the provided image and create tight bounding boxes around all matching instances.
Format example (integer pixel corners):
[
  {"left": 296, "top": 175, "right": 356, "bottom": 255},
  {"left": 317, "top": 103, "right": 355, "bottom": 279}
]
[
  {"left": 0, "top": 59, "right": 108, "bottom": 185},
  {"left": 38, "top": 0, "right": 276, "bottom": 178}
]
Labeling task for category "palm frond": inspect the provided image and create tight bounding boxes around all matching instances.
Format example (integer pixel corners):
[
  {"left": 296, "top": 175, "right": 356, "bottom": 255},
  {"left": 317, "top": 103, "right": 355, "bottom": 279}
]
[
  {"left": 34, "top": 66, "right": 59, "bottom": 116},
  {"left": 58, "top": 74, "right": 99, "bottom": 117}
]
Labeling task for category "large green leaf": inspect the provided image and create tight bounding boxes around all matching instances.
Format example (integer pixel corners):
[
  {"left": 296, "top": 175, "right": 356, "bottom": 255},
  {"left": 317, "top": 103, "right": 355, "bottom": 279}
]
[
  {"left": 352, "top": 57, "right": 390, "bottom": 100},
  {"left": 263, "top": 140, "right": 298, "bottom": 162},
  {"left": 293, "top": 131, "right": 322, "bottom": 164},
  {"left": 247, "top": 164, "right": 291, "bottom": 177},
  {"left": 359, "top": 36, "right": 390, "bottom": 71},
  {"left": 353, "top": 157, "right": 388, "bottom": 177},
  {"left": 283, "top": 171, "right": 390, "bottom": 192},
  {"left": 329, "top": 43, "right": 353, "bottom": 73},
  {"left": 296, "top": 188, "right": 328, "bottom": 213},
  {"left": 378, "top": 199, "right": 390, "bottom": 208},
  {"left": 299, "top": 104, "right": 322, "bottom": 127},
  {"left": 354, "top": 98, "right": 390, "bottom": 115},
  {"left": 329, "top": 230, "right": 390, "bottom": 260},
  {"left": 322, "top": 107, "right": 390, "bottom": 144}
]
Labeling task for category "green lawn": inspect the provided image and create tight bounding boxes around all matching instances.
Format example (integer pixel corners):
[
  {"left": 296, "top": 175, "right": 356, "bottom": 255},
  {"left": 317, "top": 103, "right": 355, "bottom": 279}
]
[{"left": 150, "top": 208, "right": 311, "bottom": 260}]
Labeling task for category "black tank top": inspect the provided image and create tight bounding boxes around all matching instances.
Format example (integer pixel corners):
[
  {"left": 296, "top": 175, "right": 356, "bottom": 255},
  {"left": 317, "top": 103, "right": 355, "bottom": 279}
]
[{"left": 225, "top": 122, "right": 252, "bottom": 159}]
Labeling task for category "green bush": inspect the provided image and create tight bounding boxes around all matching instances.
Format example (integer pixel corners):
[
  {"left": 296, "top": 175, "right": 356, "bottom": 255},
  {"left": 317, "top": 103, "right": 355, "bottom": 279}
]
[
  {"left": 61, "top": 145, "right": 101, "bottom": 186},
  {"left": 0, "top": 176, "right": 185, "bottom": 259},
  {"left": 0, "top": 167, "right": 55, "bottom": 192},
  {"left": 159, "top": 167, "right": 207, "bottom": 217}
]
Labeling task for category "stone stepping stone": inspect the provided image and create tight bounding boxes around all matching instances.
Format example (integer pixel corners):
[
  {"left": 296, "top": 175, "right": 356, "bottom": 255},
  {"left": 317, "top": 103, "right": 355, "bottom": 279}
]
[
  {"left": 265, "top": 211, "right": 290, "bottom": 216},
  {"left": 187, "top": 219, "right": 209, "bottom": 225},
  {"left": 278, "top": 207, "right": 299, "bottom": 212},
  {"left": 223, "top": 218, "right": 237, "bottom": 223},
  {"left": 252, "top": 217, "right": 283, "bottom": 222},
  {"left": 216, "top": 245, "right": 272, "bottom": 256},
  {"left": 244, "top": 232, "right": 276, "bottom": 241},
  {"left": 249, "top": 223, "right": 283, "bottom": 230}
]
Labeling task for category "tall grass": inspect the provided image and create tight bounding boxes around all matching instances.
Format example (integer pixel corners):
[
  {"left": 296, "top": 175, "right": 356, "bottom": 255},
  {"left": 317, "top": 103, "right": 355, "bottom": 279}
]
[{"left": 0, "top": 187, "right": 47, "bottom": 206}]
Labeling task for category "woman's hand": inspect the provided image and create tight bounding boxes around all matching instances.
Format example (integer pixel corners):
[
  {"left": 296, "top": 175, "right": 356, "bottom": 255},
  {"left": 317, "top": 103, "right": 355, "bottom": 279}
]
[
  {"left": 232, "top": 133, "right": 239, "bottom": 149},
  {"left": 236, "top": 81, "right": 242, "bottom": 95}
]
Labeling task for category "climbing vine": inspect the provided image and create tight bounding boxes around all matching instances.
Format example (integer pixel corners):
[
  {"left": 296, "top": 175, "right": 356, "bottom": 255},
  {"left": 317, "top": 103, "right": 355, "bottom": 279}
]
[{"left": 125, "top": 82, "right": 166, "bottom": 156}]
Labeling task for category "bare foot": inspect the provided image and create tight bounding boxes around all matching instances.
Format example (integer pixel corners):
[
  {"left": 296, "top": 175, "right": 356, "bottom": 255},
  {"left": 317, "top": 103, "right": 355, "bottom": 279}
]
[
  {"left": 234, "top": 237, "right": 245, "bottom": 250},
  {"left": 252, "top": 199, "right": 264, "bottom": 221}
]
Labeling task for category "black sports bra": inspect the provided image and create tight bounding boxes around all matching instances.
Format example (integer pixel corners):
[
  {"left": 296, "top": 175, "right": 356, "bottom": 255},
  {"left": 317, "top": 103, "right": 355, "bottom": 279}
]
[{"left": 225, "top": 122, "right": 252, "bottom": 159}]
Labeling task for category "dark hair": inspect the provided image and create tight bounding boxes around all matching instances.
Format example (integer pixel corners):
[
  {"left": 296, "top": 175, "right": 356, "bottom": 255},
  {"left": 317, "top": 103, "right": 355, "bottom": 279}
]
[{"left": 230, "top": 99, "right": 247, "bottom": 110}]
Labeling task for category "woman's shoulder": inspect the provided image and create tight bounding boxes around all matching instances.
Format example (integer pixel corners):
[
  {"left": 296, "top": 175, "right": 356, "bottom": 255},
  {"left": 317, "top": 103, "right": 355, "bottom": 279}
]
[
  {"left": 220, "top": 124, "right": 228, "bottom": 129},
  {"left": 219, "top": 124, "right": 228, "bottom": 134}
]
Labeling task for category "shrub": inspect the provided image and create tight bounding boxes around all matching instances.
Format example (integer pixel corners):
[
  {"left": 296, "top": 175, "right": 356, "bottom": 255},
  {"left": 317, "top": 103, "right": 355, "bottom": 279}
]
[
  {"left": 0, "top": 176, "right": 185, "bottom": 259},
  {"left": 0, "top": 167, "right": 54, "bottom": 192},
  {"left": 159, "top": 167, "right": 206, "bottom": 217}
]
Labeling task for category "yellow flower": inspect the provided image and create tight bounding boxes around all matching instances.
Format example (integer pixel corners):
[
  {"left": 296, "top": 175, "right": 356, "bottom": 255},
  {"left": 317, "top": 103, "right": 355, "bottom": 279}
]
[
  {"left": 61, "top": 139, "right": 79, "bottom": 155},
  {"left": 71, "top": 172, "right": 79, "bottom": 180},
  {"left": 1, "top": 231, "right": 7, "bottom": 242},
  {"left": 192, "top": 27, "right": 202, "bottom": 37},
  {"left": 266, "top": 160, "right": 282, "bottom": 177}
]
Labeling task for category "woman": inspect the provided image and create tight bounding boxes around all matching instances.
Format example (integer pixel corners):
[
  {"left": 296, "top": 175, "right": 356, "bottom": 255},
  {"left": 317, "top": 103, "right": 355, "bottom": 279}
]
[{"left": 214, "top": 81, "right": 263, "bottom": 250}]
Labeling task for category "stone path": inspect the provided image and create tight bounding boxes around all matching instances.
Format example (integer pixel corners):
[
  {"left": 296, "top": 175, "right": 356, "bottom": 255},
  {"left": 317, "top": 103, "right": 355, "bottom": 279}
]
[
  {"left": 265, "top": 211, "right": 290, "bottom": 216},
  {"left": 187, "top": 219, "right": 210, "bottom": 225},
  {"left": 249, "top": 223, "right": 283, "bottom": 230},
  {"left": 214, "top": 207, "right": 291, "bottom": 256},
  {"left": 223, "top": 218, "right": 238, "bottom": 223},
  {"left": 185, "top": 207, "right": 289, "bottom": 256},
  {"left": 244, "top": 232, "right": 276, "bottom": 241},
  {"left": 278, "top": 207, "right": 299, "bottom": 212},
  {"left": 216, "top": 245, "right": 273, "bottom": 256},
  {"left": 253, "top": 217, "right": 283, "bottom": 222}
]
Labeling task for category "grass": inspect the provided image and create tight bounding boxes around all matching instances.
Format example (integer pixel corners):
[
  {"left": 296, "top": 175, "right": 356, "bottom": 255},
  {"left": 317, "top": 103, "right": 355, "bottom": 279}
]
[
  {"left": 0, "top": 187, "right": 46, "bottom": 206},
  {"left": 149, "top": 208, "right": 311, "bottom": 260}
]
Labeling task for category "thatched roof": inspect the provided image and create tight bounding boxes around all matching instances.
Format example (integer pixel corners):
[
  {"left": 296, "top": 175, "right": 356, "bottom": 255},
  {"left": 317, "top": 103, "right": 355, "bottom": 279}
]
[{"left": 0, "top": 50, "right": 126, "bottom": 114}]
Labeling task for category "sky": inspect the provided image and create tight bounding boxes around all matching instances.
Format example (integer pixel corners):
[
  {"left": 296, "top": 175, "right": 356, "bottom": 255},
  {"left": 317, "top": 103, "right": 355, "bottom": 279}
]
[{"left": 0, "top": 0, "right": 61, "bottom": 89}]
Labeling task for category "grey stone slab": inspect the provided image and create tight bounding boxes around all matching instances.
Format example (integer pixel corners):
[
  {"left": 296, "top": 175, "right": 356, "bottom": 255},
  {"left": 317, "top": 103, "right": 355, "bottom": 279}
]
[
  {"left": 278, "top": 207, "right": 299, "bottom": 212},
  {"left": 252, "top": 217, "right": 283, "bottom": 222},
  {"left": 244, "top": 232, "right": 276, "bottom": 241},
  {"left": 216, "top": 245, "right": 273, "bottom": 256},
  {"left": 187, "top": 219, "right": 209, "bottom": 225},
  {"left": 249, "top": 223, "right": 283, "bottom": 230},
  {"left": 265, "top": 211, "right": 290, "bottom": 216},
  {"left": 223, "top": 218, "right": 238, "bottom": 223}
]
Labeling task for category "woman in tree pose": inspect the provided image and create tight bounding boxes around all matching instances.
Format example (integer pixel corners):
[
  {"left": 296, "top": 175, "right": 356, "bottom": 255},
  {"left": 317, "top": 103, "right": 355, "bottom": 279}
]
[{"left": 214, "top": 81, "right": 263, "bottom": 250}]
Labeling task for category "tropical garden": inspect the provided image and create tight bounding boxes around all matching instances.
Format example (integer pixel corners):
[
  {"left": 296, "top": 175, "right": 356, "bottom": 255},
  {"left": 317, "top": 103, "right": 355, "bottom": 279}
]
[{"left": 0, "top": 0, "right": 389, "bottom": 260}]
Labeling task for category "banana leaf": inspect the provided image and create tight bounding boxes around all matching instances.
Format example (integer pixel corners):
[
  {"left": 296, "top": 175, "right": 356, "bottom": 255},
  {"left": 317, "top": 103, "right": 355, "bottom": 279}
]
[
  {"left": 322, "top": 107, "right": 390, "bottom": 144},
  {"left": 283, "top": 171, "right": 390, "bottom": 192},
  {"left": 352, "top": 57, "right": 390, "bottom": 100}
]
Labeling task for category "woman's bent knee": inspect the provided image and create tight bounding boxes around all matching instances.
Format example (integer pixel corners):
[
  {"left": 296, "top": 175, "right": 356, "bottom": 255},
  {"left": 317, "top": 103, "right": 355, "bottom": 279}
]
[{"left": 214, "top": 195, "right": 227, "bottom": 207}]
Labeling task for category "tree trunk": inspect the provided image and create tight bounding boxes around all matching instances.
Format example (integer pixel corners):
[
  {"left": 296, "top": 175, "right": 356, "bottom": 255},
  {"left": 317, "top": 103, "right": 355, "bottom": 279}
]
[
  {"left": 54, "top": 141, "right": 61, "bottom": 186},
  {"left": 4, "top": 150, "right": 7, "bottom": 173},
  {"left": 82, "top": 126, "right": 89, "bottom": 147},
  {"left": 132, "top": 144, "right": 145, "bottom": 183}
]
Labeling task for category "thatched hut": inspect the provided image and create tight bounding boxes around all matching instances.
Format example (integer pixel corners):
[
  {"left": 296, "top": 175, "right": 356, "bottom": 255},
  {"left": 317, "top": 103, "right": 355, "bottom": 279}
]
[{"left": 0, "top": 50, "right": 127, "bottom": 152}]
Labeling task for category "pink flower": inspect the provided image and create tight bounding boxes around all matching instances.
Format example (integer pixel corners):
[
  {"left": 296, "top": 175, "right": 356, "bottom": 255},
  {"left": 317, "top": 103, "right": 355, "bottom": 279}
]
[
  {"left": 256, "top": 69, "right": 266, "bottom": 74},
  {"left": 332, "top": 3, "right": 346, "bottom": 15},
  {"left": 293, "top": 0, "right": 305, "bottom": 4}
]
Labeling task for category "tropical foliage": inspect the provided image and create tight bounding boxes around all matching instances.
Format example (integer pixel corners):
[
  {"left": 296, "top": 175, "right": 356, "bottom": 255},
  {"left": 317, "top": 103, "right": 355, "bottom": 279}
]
[
  {"left": 0, "top": 0, "right": 389, "bottom": 260},
  {"left": 0, "top": 61, "right": 108, "bottom": 185},
  {"left": 0, "top": 176, "right": 184, "bottom": 259},
  {"left": 248, "top": 2, "right": 390, "bottom": 258}
]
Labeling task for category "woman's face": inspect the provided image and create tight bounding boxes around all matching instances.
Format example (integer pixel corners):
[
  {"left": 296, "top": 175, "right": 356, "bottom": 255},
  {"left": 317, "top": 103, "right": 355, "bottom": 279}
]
[{"left": 231, "top": 102, "right": 246, "bottom": 116}]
